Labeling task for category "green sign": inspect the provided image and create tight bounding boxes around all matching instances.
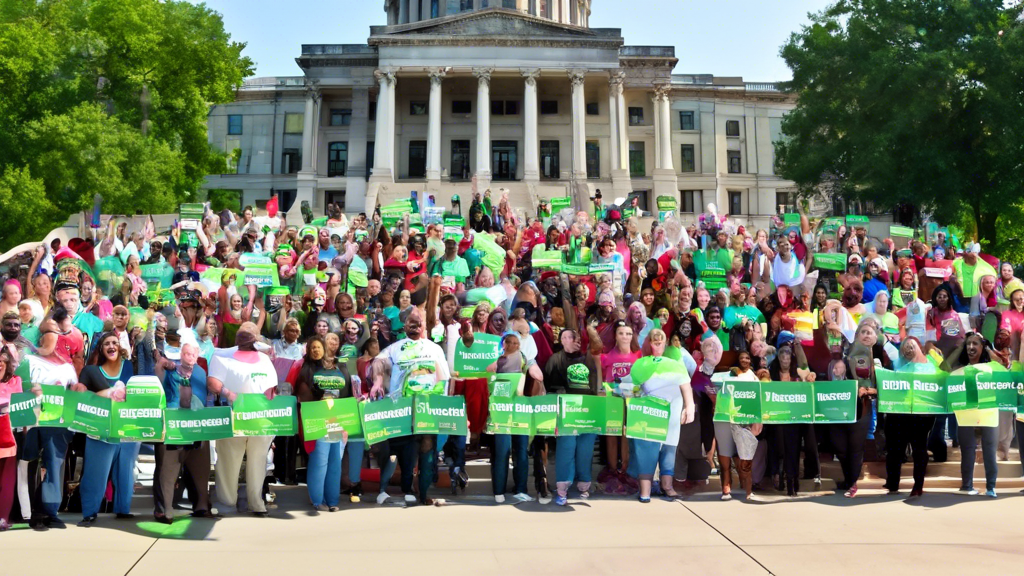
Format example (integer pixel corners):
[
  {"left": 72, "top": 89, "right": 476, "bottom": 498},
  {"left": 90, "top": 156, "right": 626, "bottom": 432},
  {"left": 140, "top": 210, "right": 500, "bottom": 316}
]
[
  {"left": 486, "top": 396, "right": 534, "bottom": 436},
  {"left": 760, "top": 381, "right": 814, "bottom": 423},
  {"left": 361, "top": 396, "right": 413, "bottom": 445},
  {"left": 813, "top": 253, "right": 848, "bottom": 272},
  {"left": 783, "top": 213, "right": 801, "bottom": 227},
  {"left": 413, "top": 395, "right": 468, "bottom": 436},
  {"left": 625, "top": 396, "right": 671, "bottom": 441},
  {"left": 713, "top": 379, "right": 762, "bottom": 425},
  {"left": 63, "top": 391, "right": 112, "bottom": 439},
  {"left": 556, "top": 395, "right": 624, "bottom": 436},
  {"left": 975, "top": 371, "right": 1021, "bottom": 412},
  {"left": 301, "top": 398, "right": 363, "bottom": 441},
  {"left": 38, "top": 384, "right": 67, "bottom": 427},
  {"left": 231, "top": 394, "right": 297, "bottom": 436},
  {"left": 125, "top": 376, "right": 166, "bottom": 409},
  {"left": 110, "top": 397, "right": 164, "bottom": 442},
  {"left": 846, "top": 215, "right": 869, "bottom": 227},
  {"left": 165, "top": 407, "right": 234, "bottom": 444},
  {"left": 531, "top": 245, "right": 563, "bottom": 269},
  {"left": 551, "top": 197, "right": 572, "bottom": 212},
  {"left": 947, "top": 375, "right": 968, "bottom": 412},
  {"left": 488, "top": 373, "right": 524, "bottom": 398},
  {"left": 890, "top": 225, "right": 914, "bottom": 238},
  {"left": 588, "top": 263, "right": 615, "bottom": 275},
  {"left": 443, "top": 216, "right": 466, "bottom": 242},
  {"left": 812, "top": 380, "right": 858, "bottom": 424},
  {"left": 531, "top": 395, "right": 559, "bottom": 435},
  {"left": 561, "top": 263, "right": 590, "bottom": 276},
  {"left": 9, "top": 392, "right": 40, "bottom": 428},
  {"left": 452, "top": 333, "right": 501, "bottom": 376},
  {"left": 876, "top": 369, "right": 946, "bottom": 414},
  {"left": 242, "top": 263, "right": 279, "bottom": 287},
  {"left": 139, "top": 263, "right": 174, "bottom": 289},
  {"left": 656, "top": 195, "right": 677, "bottom": 220}
]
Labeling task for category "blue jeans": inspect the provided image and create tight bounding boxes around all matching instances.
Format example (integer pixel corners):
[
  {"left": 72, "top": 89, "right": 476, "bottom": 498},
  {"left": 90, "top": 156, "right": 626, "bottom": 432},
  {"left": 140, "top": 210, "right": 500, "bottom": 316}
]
[
  {"left": 441, "top": 434, "right": 467, "bottom": 479},
  {"left": 629, "top": 438, "right": 672, "bottom": 480},
  {"left": 492, "top": 434, "right": 529, "bottom": 496},
  {"left": 345, "top": 440, "right": 364, "bottom": 485},
  {"left": 80, "top": 438, "right": 141, "bottom": 518},
  {"left": 555, "top": 434, "right": 596, "bottom": 484},
  {"left": 958, "top": 426, "right": 998, "bottom": 491},
  {"left": 21, "top": 428, "right": 73, "bottom": 518},
  {"left": 307, "top": 440, "right": 343, "bottom": 507}
]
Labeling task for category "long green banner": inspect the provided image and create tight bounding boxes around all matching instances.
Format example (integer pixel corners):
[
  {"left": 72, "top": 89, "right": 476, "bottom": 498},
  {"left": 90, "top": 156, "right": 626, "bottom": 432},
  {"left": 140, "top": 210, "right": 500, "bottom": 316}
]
[
  {"left": 556, "top": 395, "right": 624, "bottom": 437},
  {"left": 165, "top": 407, "right": 234, "bottom": 444},
  {"left": 714, "top": 380, "right": 859, "bottom": 424},
  {"left": 413, "top": 395, "right": 468, "bottom": 436},
  {"left": 875, "top": 368, "right": 1024, "bottom": 414}
]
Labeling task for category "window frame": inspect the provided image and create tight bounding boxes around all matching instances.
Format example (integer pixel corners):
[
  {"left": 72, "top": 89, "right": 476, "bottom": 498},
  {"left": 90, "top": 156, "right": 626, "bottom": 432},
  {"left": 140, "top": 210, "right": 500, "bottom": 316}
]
[
  {"left": 725, "top": 120, "right": 741, "bottom": 137},
  {"left": 408, "top": 140, "right": 427, "bottom": 179},
  {"left": 540, "top": 100, "right": 559, "bottom": 115},
  {"left": 680, "top": 144, "right": 696, "bottom": 173},
  {"left": 330, "top": 109, "right": 352, "bottom": 126},
  {"left": 539, "top": 139, "right": 560, "bottom": 179},
  {"left": 585, "top": 141, "right": 600, "bottom": 180},
  {"left": 410, "top": 102, "right": 428, "bottom": 116},
  {"left": 628, "top": 107, "right": 644, "bottom": 126},
  {"left": 729, "top": 191, "right": 743, "bottom": 216},
  {"left": 227, "top": 115, "right": 243, "bottom": 135},
  {"left": 585, "top": 102, "right": 599, "bottom": 116},
  {"left": 628, "top": 141, "right": 645, "bottom": 177},
  {"left": 327, "top": 142, "right": 348, "bottom": 178},
  {"left": 679, "top": 111, "right": 695, "bottom": 131},
  {"left": 727, "top": 150, "right": 742, "bottom": 174}
]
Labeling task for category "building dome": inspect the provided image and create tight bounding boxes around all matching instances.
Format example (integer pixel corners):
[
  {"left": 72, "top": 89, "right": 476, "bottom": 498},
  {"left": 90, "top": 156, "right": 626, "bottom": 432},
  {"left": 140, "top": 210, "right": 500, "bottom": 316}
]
[{"left": 385, "top": 0, "right": 591, "bottom": 28}]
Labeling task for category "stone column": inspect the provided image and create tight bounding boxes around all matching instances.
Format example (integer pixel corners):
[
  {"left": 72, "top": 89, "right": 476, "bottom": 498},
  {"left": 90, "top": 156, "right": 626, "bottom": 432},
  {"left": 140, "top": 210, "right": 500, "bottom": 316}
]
[
  {"left": 651, "top": 84, "right": 678, "bottom": 200},
  {"left": 296, "top": 81, "right": 320, "bottom": 225},
  {"left": 659, "top": 89, "right": 674, "bottom": 171},
  {"left": 607, "top": 79, "right": 619, "bottom": 172},
  {"left": 651, "top": 92, "right": 661, "bottom": 171},
  {"left": 346, "top": 87, "right": 370, "bottom": 212},
  {"left": 410, "top": 0, "right": 420, "bottom": 22},
  {"left": 370, "top": 70, "right": 395, "bottom": 183},
  {"left": 522, "top": 68, "right": 540, "bottom": 183},
  {"left": 301, "top": 90, "right": 316, "bottom": 172},
  {"left": 399, "top": 0, "right": 409, "bottom": 24},
  {"left": 426, "top": 68, "right": 446, "bottom": 190},
  {"left": 388, "top": 72, "right": 398, "bottom": 178},
  {"left": 569, "top": 68, "right": 587, "bottom": 181},
  {"left": 609, "top": 73, "right": 631, "bottom": 194},
  {"left": 474, "top": 67, "right": 493, "bottom": 188}
]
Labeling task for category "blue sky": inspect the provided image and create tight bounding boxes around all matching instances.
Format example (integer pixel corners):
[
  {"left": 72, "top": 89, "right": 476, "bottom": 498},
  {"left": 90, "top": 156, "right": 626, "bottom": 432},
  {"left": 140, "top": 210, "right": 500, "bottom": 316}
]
[{"left": 196, "top": 0, "right": 834, "bottom": 80}]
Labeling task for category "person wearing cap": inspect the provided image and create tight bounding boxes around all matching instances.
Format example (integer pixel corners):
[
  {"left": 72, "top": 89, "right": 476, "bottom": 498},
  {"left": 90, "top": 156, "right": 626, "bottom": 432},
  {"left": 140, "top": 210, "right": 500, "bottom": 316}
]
[
  {"left": 551, "top": 361, "right": 599, "bottom": 505},
  {"left": 207, "top": 323, "right": 279, "bottom": 516},
  {"left": 954, "top": 243, "right": 996, "bottom": 299}
]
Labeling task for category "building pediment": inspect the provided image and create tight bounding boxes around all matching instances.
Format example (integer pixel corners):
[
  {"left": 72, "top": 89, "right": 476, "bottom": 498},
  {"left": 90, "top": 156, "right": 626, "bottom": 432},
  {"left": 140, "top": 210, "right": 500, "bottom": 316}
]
[{"left": 369, "top": 8, "right": 622, "bottom": 49}]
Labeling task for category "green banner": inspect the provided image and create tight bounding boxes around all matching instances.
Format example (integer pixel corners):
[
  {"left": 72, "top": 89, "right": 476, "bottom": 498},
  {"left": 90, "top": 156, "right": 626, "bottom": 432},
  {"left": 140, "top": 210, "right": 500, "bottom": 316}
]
[
  {"left": 63, "top": 391, "right": 112, "bottom": 439},
  {"left": 488, "top": 373, "right": 524, "bottom": 398},
  {"left": 813, "top": 253, "right": 848, "bottom": 272},
  {"left": 656, "top": 195, "right": 677, "bottom": 219},
  {"left": 413, "top": 395, "right": 468, "bottom": 436},
  {"left": 9, "top": 392, "right": 40, "bottom": 428},
  {"left": 556, "top": 395, "right": 624, "bottom": 436},
  {"left": 242, "top": 263, "right": 279, "bottom": 287},
  {"left": 624, "top": 396, "right": 671, "bottom": 441},
  {"left": 813, "top": 380, "right": 858, "bottom": 424},
  {"left": 110, "top": 397, "right": 164, "bottom": 442},
  {"left": 561, "top": 263, "right": 590, "bottom": 276},
  {"left": 301, "top": 398, "right": 363, "bottom": 441},
  {"left": 139, "top": 263, "right": 174, "bottom": 289},
  {"left": 443, "top": 216, "right": 466, "bottom": 242},
  {"left": 760, "top": 381, "right": 814, "bottom": 423},
  {"left": 38, "top": 384, "right": 67, "bottom": 427},
  {"left": 783, "top": 213, "right": 801, "bottom": 226},
  {"left": 588, "top": 263, "right": 615, "bottom": 274},
  {"left": 486, "top": 396, "right": 534, "bottom": 436},
  {"left": 713, "top": 379, "right": 762, "bottom": 425},
  {"left": 890, "top": 225, "right": 914, "bottom": 238},
  {"left": 165, "top": 407, "right": 234, "bottom": 444},
  {"left": 531, "top": 395, "right": 559, "bottom": 436},
  {"left": 876, "top": 369, "right": 947, "bottom": 414},
  {"left": 452, "top": 333, "right": 501, "bottom": 376},
  {"left": 975, "top": 371, "right": 1021, "bottom": 411},
  {"left": 125, "top": 376, "right": 166, "bottom": 409},
  {"left": 947, "top": 375, "right": 969, "bottom": 412},
  {"left": 361, "top": 396, "right": 413, "bottom": 445},
  {"left": 231, "top": 394, "right": 297, "bottom": 436},
  {"left": 531, "top": 246, "right": 563, "bottom": 269},
  {"left": 551, "top": 197, "right": 572, "bottom": 212},
  {"left": 846, "top": 215, "right": 869, "bottom": 226}
]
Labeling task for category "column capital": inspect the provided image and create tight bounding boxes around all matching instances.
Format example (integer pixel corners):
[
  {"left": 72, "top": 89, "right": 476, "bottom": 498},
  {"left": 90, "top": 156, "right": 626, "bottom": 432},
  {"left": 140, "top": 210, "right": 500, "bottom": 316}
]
[
  {"left": 654, "top": 84, "right": 672, "bottom": 100},
  {"left": 428, "top": 68, "right": 448, "bottom": 85},
  {"left": 568, "top": 68, "right": 587, "bottom": 88},
  {"left": 520, "top": 68, "right": 541, "bottom": 86},
  {"left": 303, "top": 79, "right": 321, "bottom": 101},
  {"left": 374, "top": 69, "right": 397, "bottom": 85},
  {"left": 473, "top": 67, "right": 494, "bottom": 85},
  {"left": 609, "top": 71, "right": 625, "bottom": 87}
]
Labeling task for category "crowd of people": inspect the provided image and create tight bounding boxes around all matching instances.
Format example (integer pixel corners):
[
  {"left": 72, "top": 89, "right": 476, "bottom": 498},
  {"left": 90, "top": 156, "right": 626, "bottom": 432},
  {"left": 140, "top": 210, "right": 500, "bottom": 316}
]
[{"left": 0, "top": 188, "right": 1019, "bottom": 531}]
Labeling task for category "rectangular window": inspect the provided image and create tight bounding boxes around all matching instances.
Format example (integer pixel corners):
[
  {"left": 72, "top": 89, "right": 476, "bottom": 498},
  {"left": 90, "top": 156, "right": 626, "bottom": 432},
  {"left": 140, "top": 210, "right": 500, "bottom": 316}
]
[
  {"left": 227, "top": 115, "right": 243, "bottom": 135},
  {"left": 502, "top": 0, "right": 515, "bottom": 7},
  {"left": 586, "top": 102, "right": 599, "bottom": 116},
  {"left": 540, "top": 0, "right": 551, "bottom": 18},
  {"left": 284, "top": 113, "right": 303, "bottom": 134},
  {"left": 539, "top": 140, "right": 559, "bottom": 179},
  {"left": 410, "top": 102, "right": 428, "bottom": 116},
  {"left": 450, "top": 140, "right": 471, "bottom": 180},
  {"left": 728, "top": 150, "right": 742, "bottom": 174},
  {"left": 679, "top": 111, "right": 695, "bottom": 131},
  {"left": 504, "top": 101, "right": 520, "bottom": 115},
  {"left": 448, "top": 0, "right": 472, "bottom": 12},
  {"left": 729, "top": 191, "right": 743, "bottom": 215},
  {"left": 586, "top": 141, "right": 599, "bottom": 179},
  {"left": 330, "top": 109, "right": 352, "bottom": 126},
  {"left": 431, "top": 0, "right": 439, "bottom": 18},
  {"left": 328, "top": 142, "right": 347, "bottom": 177},
  {"left": 540, "top": 100, "right": 558, "bottom": 115},
  {"left": 365, "top": 142, "right": 374, "bottom": 182},
  {"left": 681, "top": 190, "right": 701, "bottom": 213},
  {"left": 628, "top": 107, "right": 644, "bottom": 126},
  {"left": 452, "top": 100, "right": 472, "bottom": 114},
  {"left": 776, "top": 191, "right": 796, "bottom": 214},
  {"left": 629, "top": 191, "right": 651, "bottom": 213},
  {"left": 369, "top": 101, "right": 377, "bottom": 122},
  {"left": 680, "top": 144, "right": 695, "bottom": 173},
  {"left": 726, "top": 119, "right": 740, "bottom": 137},
  {"left": 281, "top": 149, "right": 300, "bottom": 174},
  {"left": 628, "top": 142, "right": 645, "bottom": 177},
  {"left": 491, "top": 101, "right": 505, "bottom": 116},
  {"left": 225, "top": 136, "right": 241, "bottom": 172},
  {"left": 408, "top": 141, "right": 427, "bottom": 179}
]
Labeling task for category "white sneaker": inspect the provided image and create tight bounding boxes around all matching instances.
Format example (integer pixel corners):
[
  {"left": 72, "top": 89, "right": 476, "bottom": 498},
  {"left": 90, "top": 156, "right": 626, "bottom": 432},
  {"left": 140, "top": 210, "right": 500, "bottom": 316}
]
[
  {"left": 376, "top": 492, "right": 391, "bottom": 505},
  {"left": 404, "top": 494, "right": 417, "bottom": 504},
  {"left": 494, "top": 494, "right": 505, "bottom": 503},
  {"left": 538, "top": 494, "right": 552, "bottom": 505},
  {"left": 512, "top": 492, "right": 535, "bottom": 503}
]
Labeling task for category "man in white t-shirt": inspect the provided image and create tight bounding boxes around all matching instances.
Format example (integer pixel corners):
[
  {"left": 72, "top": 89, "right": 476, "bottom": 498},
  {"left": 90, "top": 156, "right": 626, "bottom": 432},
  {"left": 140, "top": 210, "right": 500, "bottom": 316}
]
[
  {"left": 21, "top": 318, "right": 79, "bottom": 530},
  {"left": 370, "top": 308, "right": 449, "bottom": 505},
  {"left": 207, "top": 323, "right": 278, "bottom": 516}
]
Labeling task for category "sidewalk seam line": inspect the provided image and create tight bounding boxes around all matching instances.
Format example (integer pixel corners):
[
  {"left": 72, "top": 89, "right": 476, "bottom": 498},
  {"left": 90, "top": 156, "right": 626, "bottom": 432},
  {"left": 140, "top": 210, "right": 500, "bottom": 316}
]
[
  {"left": 675, "top": 500, "right": 775, "bottom": 575},
  {"left": 125, "top": 538, "right": 159, "bottom": 576}
]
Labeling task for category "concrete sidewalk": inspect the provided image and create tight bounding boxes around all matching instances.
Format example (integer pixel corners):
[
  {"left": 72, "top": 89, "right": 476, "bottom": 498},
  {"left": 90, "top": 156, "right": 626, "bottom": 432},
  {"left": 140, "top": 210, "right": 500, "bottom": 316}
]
[{"left": 2, "top": 484, "right": 1023, "bottom": 576}]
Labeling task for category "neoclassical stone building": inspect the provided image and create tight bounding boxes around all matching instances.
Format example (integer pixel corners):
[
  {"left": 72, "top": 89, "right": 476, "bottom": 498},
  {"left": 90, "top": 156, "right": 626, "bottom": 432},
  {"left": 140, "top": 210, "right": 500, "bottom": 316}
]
[{"left": 204, "top": 1, "right": 799, "bottom": 228}]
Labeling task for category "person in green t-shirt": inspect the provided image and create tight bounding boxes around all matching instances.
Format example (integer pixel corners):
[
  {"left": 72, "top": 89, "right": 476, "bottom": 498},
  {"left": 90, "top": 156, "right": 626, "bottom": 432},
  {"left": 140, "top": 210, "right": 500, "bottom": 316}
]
[{"left": 436, "top": 239, "right": 470, "bottom": 292}]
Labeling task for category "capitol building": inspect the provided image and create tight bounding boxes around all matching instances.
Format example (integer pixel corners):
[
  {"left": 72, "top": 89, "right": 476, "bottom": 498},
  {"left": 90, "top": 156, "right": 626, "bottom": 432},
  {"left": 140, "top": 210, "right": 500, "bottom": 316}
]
[{"left": 203, "top": 1, "right": 800, "bottom": 227}]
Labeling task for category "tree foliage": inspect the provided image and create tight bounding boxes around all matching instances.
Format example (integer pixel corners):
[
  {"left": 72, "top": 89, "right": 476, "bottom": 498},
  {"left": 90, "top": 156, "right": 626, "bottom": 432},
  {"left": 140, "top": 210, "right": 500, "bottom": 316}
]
[
  {"left": 775, "top": 0, "right": 1024, "bottom": 258},
  {"left": 0, "top": 0, "right": 253, "bottom": 250}
]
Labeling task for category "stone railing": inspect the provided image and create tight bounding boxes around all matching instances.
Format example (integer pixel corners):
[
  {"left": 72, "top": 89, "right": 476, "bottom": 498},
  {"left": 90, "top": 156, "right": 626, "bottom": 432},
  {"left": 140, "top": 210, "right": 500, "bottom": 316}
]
[{"left": 301, "top": 44, "right": 376, "bottom": 55}]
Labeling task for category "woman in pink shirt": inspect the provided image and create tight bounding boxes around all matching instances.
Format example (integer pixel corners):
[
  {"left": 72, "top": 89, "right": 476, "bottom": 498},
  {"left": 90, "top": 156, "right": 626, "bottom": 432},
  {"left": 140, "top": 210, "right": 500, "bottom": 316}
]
[
  {"left": 598, "top": 321, "right": 641, "bottom": 487},
  {"left": 0, "top": 347, "right": 23, "bottom": 530}
]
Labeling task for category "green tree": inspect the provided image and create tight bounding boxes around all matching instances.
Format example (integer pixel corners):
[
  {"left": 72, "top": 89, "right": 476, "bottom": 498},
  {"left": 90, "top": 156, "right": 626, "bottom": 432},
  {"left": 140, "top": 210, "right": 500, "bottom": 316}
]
[
  {"left": 0, "top": 166, "right": 63, "bottom": 251},
  {"left": 0, "top": 0, "right": 252, "bottom": 251},
  {"left": 775, "top": 0, "right": 1024, "bottom": 257}
]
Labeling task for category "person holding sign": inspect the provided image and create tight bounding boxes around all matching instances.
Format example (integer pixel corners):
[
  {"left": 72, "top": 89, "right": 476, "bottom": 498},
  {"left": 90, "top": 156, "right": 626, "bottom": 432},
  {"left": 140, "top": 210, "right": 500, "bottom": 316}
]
[
  {"left": 76, "top": 332, "right": 137, "bottom": 527},
  {"left": 488, "top": 332, "right": 536, "bottom": 504},
  {"left": 547, "top": 334, "right": 598, "bottom": 506},
  {"left": 948, "top": 332, "right": 1000, "bottom": 498},
  {"left": 831, "top": 320, "right": 883, "bottom": 498},
  {"left": 883, "top": 338, "right": 937, "bottom": 498},
  {"left": 0, "top": 348, "right": 22, "bottom": 531},
  {"left": 207, "top": 323, "right": 279, "bottom": 516}
]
